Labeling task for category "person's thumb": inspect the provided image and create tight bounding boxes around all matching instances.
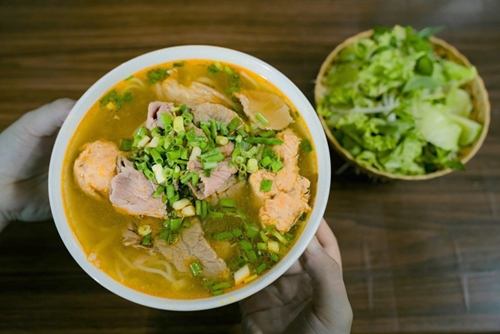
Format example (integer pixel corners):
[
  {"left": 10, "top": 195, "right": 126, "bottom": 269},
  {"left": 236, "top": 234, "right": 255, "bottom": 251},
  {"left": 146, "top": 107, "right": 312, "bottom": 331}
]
[
  {"left": 18, "top": 98, "right": 75, "bottom": 137},
  {"left": 302, "top": 236, "right": 352, "bottom": 333}
]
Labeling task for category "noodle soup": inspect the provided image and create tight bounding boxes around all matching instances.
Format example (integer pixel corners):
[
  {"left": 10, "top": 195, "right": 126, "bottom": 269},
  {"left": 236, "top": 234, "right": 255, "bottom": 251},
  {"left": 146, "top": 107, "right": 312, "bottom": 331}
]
[{"left": 50, "top": 46, "right": 330, "bottom": 309}]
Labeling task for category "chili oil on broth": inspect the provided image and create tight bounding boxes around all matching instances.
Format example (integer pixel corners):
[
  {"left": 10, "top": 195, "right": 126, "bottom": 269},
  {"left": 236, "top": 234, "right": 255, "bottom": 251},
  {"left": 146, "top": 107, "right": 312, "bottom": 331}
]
[{"left": 62, "top": 59, "right": 318, "bottom": 299}]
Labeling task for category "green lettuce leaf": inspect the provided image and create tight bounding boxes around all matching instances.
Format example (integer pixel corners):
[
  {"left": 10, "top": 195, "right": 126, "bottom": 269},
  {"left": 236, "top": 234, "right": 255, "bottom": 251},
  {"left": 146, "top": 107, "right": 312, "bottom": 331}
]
[{"left": 317, "top": 25, "right": 481, "bottom": 175}]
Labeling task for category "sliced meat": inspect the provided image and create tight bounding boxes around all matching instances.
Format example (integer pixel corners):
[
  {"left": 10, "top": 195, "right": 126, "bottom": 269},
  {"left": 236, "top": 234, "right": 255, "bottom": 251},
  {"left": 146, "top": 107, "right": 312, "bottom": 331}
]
[
  {"left": 191, "top": 103, "right": 241, "bottom": 126},
  {"left": 146, "top": 101, "right": 175, "bottom": 130},
  {"left": 123, "top": 224, "right": 150, "bottom": 251},
  {"left": 109, "top": 157, "right": 166, "bottom": 218},
  {"left": 74, "top": 140, "right": 121, "bottom": 198},
  {"left": 248, "top": 130, "right": 311, "bottom": 232},
  {"left": 219, "top": 142, "right": 235, "bottom": 157},
  {"left": 161, "top": 79, "right": 230, "bottom": 107},
  {"left": 123, "top": 220, "right": 229, "bottom": 278},
  {"left": 235, "top": 90, "right": 293, "bottom": 130},
  {"left": 208, "top": 180, "right": 246, "bottom": 207},
  {"left": 188, "top": 158, "right": 238, "bottom": 200}
]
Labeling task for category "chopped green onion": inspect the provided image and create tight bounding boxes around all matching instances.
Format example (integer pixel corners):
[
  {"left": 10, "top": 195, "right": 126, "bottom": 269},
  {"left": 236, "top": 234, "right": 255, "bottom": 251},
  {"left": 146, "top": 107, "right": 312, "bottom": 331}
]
[
  {"left": 260, "top": 179, "right": 273, "bottom": 192},
  {"left": 173, "top": 116, "right": 184, "bottom": 133},
  {"left": 271, "top": 230, "right": 288, "bottom": 245},
  {"left": 191, "top": 172, "right": 199, "bottom": 186},
  {"left": 211, "top": 281, "right": 232, "bottom": 291},
  {"left": 144, "top": 169, "right": 155, "bottom": 180},
  {"left": 159, "top": 228, "right": 170, "bottom": 240},
  {"left": 150, "top": 149, "right": 163, "bottom": 164},
  {"left": 260, "top": 156, "right": 273, "bottom": 167},
  {"left": 227, "top": 117, "right": 241, "bottom": 132},
  {"left": 170, "top": 218, "right": 183, "bottom": 231},
  {"left": 201, "top": 201, "right": 208, "bottom": 219},
  {"left": 259, "top": 130, "right": 276, "bottom": 138},
  {"left": 219, "top": 198, "right": 236, "bottom": 208},
  {"left": 209, "top": 211, "right": 224, "bottom": 219},
  {"left": 141, "top": 233, "right": 152, "bottom": 246},
  {"left": 244, "top": 223, "right": 259, "bottom": 238},
  {"left": 255, "top": 113, "right": 269, "bottom": 126},
  {"left": 245, "top": 137, "right": 283, "bottom": 145},
  {"left": 257, "top": 242, "right": 267, "bottom": 251},
  {"left": 240, "top": 240, "right": 253, "bottom": 251},
  {"left": 119, "top": 139, "right": 134, "bottom": 151},
  {"left": 200, "top": 148, "right": 222, "bottom": 159},
  {"left": 243, "top": 274, "right": 258, "bottom": 284},
  {"left": 300, "top": 139, "right": 313, "bottom": 153},
  {"left": 160, "top": 113, "right": 173, "bottom": 127},
  {"left": 211, "top": 289, "right": 224, "bottom": 296},
  {"left": 267, "top": 240, "right": 280, "bottom": 253},
  {"left": 263, "top": 225, "right": 275, "bottom": 232},
  {"left": 246, "top": 250, "right": 258, "bottom": 262},
  {"left": 203, "top": 161, "right": 218, "bottom": 170},
  {"left": 216, "top": 135, "right": 229, "bottom": 146},
  {"left": 166, "top": 184, "right": 175, "bottom": 199},
  {"left": 232, "top": 228, "right": 243, "bottom": 238},
  {"left": 256, "top": 263, "right": 267, "bottom": 274},
  {"left": 203, "top": 152, "right": 224, "bottom": 163},
  {"left": 152, "top": 186, "right": 165, "bottom": 199},
  {"left": 180, "top": 172, "right": 193, "bottom": 184},
  {"left": 214, "top": 231, "right": 234, "bottom": 240},
  {"left": 270, "top": 160, "right": 284, "bottom": 172},
  {"left": 246, "top": 158, "right": 258, "bottom": 173},
  {"left": 190, "top": 262, "right": 203, "bottom": 277},
  {"left": 236, "top": 209, "right": 248, "bottom": 219}
]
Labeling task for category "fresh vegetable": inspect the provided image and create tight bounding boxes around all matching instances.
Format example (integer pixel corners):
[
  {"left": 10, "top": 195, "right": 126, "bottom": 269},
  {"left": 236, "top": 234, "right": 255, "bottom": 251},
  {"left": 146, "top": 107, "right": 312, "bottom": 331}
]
[{"left": 317, "top": 25, "right": 482, "bottom": 175}]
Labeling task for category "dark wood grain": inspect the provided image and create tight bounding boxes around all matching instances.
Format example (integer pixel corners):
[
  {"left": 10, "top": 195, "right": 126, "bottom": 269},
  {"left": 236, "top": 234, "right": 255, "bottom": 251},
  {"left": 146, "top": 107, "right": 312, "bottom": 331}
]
[{"left": 1, "top": 0, "right": 499, "bottom": 333}]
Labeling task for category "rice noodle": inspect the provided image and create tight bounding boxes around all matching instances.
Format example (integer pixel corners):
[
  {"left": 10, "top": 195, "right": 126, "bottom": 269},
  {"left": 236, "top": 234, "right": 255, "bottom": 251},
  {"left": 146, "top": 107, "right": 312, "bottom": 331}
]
[
  {"left": 192, "top": 81, "right": 233, "bottom": 106},
  {"left": 118, "top": 253, "right": 177, "bottom": 284},
  {"left": 90, "top": 235, "right": 114, "bottom": 255},
  {"left": 195, "top": 76, "right": 216, "bottom": 87},
  {"left": 115, "top": 265, "right": 125, "bottom": 282},
  {"left": 117, "top": 252, "right": 135, "bottom": 269},
  {"left": 135, "top": 264, "right": 176, "bottom": 283},
  {"left": 155, "top": 82, "right": 165, "bottom": 99},
  {"left": 240, "top": 71, "right": 258, "bottom": 89},
  {"left": 128, "top": 77, "right": 145, "bottom": 87},
  {"left": 149, "top": 260, "right": 174, "bottom": 276}
]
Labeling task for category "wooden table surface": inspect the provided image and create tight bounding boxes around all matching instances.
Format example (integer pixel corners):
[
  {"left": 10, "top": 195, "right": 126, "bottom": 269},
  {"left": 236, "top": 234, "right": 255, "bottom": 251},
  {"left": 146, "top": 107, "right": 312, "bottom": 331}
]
[{"left": 1, "top": 0, "right": 499, "bottom": 333}]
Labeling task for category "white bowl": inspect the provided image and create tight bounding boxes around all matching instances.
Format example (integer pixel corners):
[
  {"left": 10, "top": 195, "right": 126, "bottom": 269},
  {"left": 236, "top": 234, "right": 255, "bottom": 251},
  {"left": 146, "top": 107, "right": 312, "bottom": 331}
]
[{"left": 49, "top": 45, "right": 331, "bottom": 311}]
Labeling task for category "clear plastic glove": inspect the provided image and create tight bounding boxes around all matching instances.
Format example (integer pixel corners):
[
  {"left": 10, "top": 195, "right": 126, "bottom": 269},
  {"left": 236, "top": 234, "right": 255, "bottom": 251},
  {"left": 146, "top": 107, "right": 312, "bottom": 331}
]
[
  {"left": 240, "top": 218, "right": 352, "bottom": 334},
  {"left": 0, "top": 98, "right": 75, "bottom": 232}
]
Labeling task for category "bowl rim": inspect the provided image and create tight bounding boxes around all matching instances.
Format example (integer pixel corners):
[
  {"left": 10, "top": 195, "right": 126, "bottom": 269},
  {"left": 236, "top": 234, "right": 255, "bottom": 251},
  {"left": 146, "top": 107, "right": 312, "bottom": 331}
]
[
  {"left": 48, "top": 45, "right": 331, "bottom": 311},
  {"left": 314, "top": 30, "right": 491, "bottom": 181}
]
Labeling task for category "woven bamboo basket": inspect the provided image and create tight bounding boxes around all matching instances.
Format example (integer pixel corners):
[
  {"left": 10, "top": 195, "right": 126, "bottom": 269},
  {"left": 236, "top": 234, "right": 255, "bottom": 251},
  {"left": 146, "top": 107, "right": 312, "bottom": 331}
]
[{"left": 314, "top": 30, "right": 490, "bottom": 181}]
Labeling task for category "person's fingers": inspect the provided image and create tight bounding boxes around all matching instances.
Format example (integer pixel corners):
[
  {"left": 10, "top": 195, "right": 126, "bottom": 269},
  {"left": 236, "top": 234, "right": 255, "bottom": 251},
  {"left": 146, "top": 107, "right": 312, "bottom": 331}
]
[
  {"left": 302, "top": 235, "right": 352, "bottom": 332},
  {"left": 18, "top": 98, "right": 75, "bottom": 137},
  {"left": 316, "top": 218, "right": 342, "bottom": 268}
]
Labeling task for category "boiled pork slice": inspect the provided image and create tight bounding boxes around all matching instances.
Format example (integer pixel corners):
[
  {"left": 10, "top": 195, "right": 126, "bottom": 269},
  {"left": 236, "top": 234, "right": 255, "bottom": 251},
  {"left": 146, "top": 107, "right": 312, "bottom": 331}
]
[
  {"left": 187, "top": 157, "right": 238, "bottom": 200},
  {"left": 123, "top": 219, "right": 229, "bottom": 279},
  {"left": 234, "top": 90, "right": 293, "bottom": 130},
  {"left": 161, "top": 79, "right": 230, "bottom": 107},
  {"left": 191, "top": 102, "right": 241, "bottom": 126},
  {"left": 146, "top": 101, "right": 175, "bottom": 130},
  {"left": 109, "top": 157, "right": 166, "bottom": 218},
  {"left": 73, "top": 140, "right": 121, "bottom": 198}
]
